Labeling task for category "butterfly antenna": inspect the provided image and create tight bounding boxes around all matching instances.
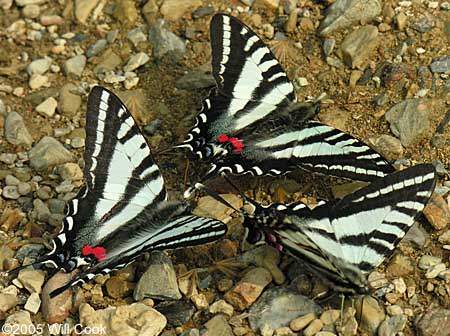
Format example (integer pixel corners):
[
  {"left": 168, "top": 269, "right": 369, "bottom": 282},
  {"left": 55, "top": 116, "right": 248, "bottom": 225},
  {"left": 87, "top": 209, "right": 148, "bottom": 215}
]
[
  {"left": 193, "top": 183, "right": 239, "bottom": 212},
  {"left": 153, "top": 143, "right": 191, "bottom": 156},
  {"left": 221, "top": 175, "right": 265, "bottom": 215},
  {"left": 222, "top": 176, "right": 246, "bottom": 199}
]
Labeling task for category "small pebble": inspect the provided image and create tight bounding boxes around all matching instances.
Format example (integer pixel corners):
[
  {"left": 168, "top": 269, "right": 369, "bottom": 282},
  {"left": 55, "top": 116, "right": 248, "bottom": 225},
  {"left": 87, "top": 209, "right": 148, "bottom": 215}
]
[
  {"left": 5, "top": 175, "right": 20, "bottom": 186},
  {"left": 320, "top": 310, "right": 340, "bottom": 325},
  {"left": 24, "top": 292, "right": 41, "bottom": 314},
  {"left": 290, "top": 313, "right": 315, "bottom": 331},
  {"left": 392, "top": 278, "right": 407, "bottom": 294},
  {"left": 386, "top": 305, "right": 403, "bottom": 316},
  {"left": 425, "top": 263, "right": 446, "bottom": 278},
  {"left": 191, "top": 293, "right": 208, "bottom": 310},
  {"left": 3, "top": 186, "right": 20, "bottom": 199},
  {"left": 419, "top": 255, "right": 442, "bottom": 270},
  {"left": 17, "top": 182, "right": 31, "bottom": 195},
  {"left": 303, "top": 319, "right": 323, "bottom": 336},
  {"left": 123, "top": 52, "right": 150, "bottom": 72},
  {"left": 35, "top": 97, "right": 58, "bottom": 117},
  {"left": 274, "top": 327, "right": 295, "bottom": 336}
]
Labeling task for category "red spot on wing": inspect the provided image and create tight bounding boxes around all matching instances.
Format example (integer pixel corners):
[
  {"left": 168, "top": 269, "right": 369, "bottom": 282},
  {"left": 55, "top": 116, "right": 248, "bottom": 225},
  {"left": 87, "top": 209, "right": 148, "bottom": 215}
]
[
  {"left": 229, "top": 137, "right": 244, "bottom": 152},
  {"left": 217, "top": 134, "right": 229, "bottom": 143},
  {"left": 82, "top": 244, "right": 107, "bottom": 262},
  {"left": 217, "top": 134, "right": 244, "bottom": 153}
]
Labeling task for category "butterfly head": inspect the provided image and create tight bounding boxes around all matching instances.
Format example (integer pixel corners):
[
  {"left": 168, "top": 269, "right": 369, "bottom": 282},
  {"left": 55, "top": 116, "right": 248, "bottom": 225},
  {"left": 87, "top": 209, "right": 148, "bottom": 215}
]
[
  {"left": 287, "top": 101, "right": 321, "bottom": 123},
  {"left": 242, "top": 199, "right": 285, "bottom": 250}
]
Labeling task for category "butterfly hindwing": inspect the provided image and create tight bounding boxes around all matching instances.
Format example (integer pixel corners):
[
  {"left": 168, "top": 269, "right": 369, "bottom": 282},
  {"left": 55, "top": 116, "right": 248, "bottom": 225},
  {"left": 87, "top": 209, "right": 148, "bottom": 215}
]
[
  {"left": 246, "top": 164, "right": 436, "bottom": 293},
  {"left": 203, "top": 121, "right": 395, "bottom": 182},
  {"left": 49, "top": 215, "right": 227, "bottom": 298},
  {"left": 326, "top": 163, "right": 436, "bottom": 273}
]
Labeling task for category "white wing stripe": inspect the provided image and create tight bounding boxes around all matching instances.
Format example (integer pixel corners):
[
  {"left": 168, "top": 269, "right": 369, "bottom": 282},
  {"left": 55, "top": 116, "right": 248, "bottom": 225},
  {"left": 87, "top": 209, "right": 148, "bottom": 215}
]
[{"left": 244, "top": 35, "right": 259, "bottom": 51}]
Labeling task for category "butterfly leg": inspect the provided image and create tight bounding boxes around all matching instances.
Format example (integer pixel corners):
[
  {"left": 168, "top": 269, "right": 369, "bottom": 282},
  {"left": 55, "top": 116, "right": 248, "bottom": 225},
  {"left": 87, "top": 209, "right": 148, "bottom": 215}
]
[
  {"left": 314, "top": 175, "right": 336, "bottom": 202},
  {"left": 183, "top": 157, "right": 190, "bottom": 191},
  {"left": 340, "top": 294, "right": 346, "bottom": 326}
]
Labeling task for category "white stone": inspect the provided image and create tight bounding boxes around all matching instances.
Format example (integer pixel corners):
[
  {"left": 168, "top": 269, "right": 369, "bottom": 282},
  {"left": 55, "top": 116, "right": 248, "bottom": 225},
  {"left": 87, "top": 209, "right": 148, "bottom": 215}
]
[
  {"left": 297, "top": 77, "right": 309, "bottom": 86},
  {"left": 24, "top": 293, "right": 41, "bottom": 314},
  {"left": 209, "top": 300, "right": 234, "bottom": 317},
  {"left": 35, "top": 97, "right": 58, "bottom": 117},
  {"left": 29, "top": 74, "right": 49, "bottom": 89},
  {"left": 123, "top": 52, "right": 150, "bottom": 72},
  {"left": 27, "top": 57, "right": 52, "bottom": 75},
  {"left": 425, "top": 263, "right": 447, "bottom": 279}
]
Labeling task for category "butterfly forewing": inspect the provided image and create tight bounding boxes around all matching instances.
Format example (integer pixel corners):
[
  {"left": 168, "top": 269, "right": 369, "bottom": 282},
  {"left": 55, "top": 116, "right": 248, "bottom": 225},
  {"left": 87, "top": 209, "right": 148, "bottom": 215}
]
[
  {"left": 183, "top": 13, "right": 296, "bottom": 158},
  {"left": 53, "top": 87, "right": 168, "bottom": 260},
  {"left": 210, "top": 14, "right": 295, "bottom": 117}
]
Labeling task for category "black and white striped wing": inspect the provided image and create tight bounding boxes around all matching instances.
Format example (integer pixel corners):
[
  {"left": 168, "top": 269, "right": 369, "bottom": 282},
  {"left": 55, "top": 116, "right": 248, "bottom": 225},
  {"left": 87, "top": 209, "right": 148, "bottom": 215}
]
[
  {"left": 49, "top": 215, "right": 226, "bottom": 298},
  {"left": 276, "top": 164, "right": 436, "bottom": 291},
  {"left": 182, "top": 13, "right": 297, "bottom": 157},
  {"left": 56, "top": 86, "right": 168, "bottom": 260},
  {"left": 206, "top": 121, "right": 395, "bottom": 182}
]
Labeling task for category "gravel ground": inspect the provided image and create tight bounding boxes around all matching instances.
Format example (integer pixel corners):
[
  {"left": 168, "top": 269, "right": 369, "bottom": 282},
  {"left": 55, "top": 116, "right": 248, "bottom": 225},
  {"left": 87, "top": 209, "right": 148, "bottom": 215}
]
[{"left": 1, "top": 0, "right": 450, "bottom": 335}]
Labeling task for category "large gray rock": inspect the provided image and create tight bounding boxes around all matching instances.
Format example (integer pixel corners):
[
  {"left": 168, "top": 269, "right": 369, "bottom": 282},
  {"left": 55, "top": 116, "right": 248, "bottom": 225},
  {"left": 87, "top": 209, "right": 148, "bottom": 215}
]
[
  {"left": 57, "top": 83, "right": 81, "bottom": 117},
  {"left": 385, "top": 99, "right": 430, "bottom": 147},
  {"left": 63, "top": 55, "right": 86, "bottom": 77},
  {"left": 28, "top": 136, "right": 75, "bottom": 171},
  {"left": 133, "top": 251, "right": 182, "bottom": 301},
  {"left": 430, "top": 56, "right": 450, "bottom": 73},
  {"left": 4, "top": 111, "right": 33, "bottom": 148},
  {"left": 149, "top": 19, "right": 186, "bottom": 64},
  {"left": 340, "top": 25, "right": 378, "bottom": 69},
  {"left": 378, "top": 314, "right": 407, "bottom": 336},
  {"left": 319, "top": 0, "right": 381, "bottom": 36},
  {"left": 248, "top": 287, "right": 321, "bottom": 331},
  {"left": 415, "top": 309, "right": 450, "bottom": 336}
]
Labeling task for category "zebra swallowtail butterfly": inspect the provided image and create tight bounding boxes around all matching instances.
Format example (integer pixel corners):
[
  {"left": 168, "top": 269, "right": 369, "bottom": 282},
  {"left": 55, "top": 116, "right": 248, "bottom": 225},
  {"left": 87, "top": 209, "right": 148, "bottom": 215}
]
[
  {"left": 240, "top": 164, "right": 436, "bottom": 294},
  {"left": 8, "top": 86, "right": 227, "bottom": 298},
  {"left": 176, "top": 13, "right": 394, "bottom": 197}
]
